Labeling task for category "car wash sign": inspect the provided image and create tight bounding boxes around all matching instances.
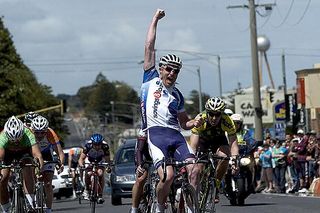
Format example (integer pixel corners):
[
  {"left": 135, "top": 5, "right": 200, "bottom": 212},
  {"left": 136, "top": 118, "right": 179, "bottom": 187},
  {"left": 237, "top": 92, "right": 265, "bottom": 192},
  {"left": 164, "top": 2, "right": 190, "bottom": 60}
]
[{"left": 235, "top": 93, "right": 274, "bottom": 125}]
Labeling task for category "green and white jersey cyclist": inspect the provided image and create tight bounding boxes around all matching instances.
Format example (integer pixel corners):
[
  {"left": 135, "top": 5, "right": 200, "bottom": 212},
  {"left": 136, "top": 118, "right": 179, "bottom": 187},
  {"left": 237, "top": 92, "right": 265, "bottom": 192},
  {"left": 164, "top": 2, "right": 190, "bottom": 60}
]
[{"left": 0, "top": 116, "right": 43, "bottom": 213}]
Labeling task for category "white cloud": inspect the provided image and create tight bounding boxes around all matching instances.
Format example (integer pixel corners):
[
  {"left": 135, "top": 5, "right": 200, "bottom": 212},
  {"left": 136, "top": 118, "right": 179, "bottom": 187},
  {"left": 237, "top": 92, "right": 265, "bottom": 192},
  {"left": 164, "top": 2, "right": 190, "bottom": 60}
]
[{"left": 20, "top": 17, "right": 73, "bottom": 43}]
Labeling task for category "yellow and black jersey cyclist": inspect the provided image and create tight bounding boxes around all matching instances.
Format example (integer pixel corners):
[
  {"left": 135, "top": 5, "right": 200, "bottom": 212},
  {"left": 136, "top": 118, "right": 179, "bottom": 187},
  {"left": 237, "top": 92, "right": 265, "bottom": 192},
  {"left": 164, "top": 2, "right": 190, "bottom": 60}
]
[{"left": 189, "top": 97, "right": 239, "bottom": 203}]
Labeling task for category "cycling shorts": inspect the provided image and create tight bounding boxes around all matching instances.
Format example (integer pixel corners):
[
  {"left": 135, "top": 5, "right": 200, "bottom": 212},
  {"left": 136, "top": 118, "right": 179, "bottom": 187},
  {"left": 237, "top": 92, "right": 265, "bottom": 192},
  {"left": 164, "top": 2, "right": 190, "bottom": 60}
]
[
  {"left": 42, "top": 162, "right": 55, "bottom": 173},
  {"left": 198, "top": 135, "right": 229, "bottom": 154},
  {"left": 71, "top": 161, "right": 78, "bottom": 169},
  {"left": 147, "top": 126, "right": 194, "bottom": 169},
  {"left": 3, "top": 149, "right": 32, "bottom": 165}
]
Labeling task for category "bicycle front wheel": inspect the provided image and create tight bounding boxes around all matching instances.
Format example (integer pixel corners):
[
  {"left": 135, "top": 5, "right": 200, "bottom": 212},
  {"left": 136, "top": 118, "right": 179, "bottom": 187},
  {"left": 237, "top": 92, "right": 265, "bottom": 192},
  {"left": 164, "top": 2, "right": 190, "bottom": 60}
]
[
  {"left": 178, "top": 184, "right": 199, "bottom": 213},
  {"left": 12, "top": 188, "right": 26, "bottom": 213},
  {"left": 199, "top": 179, "right": 216, "bottom": 213},
  {"left": 90, "top": 176, "right": 98, "bottom": 213},
  {"left": 35, "top": 183, "right": 45, "bottom": 213}
]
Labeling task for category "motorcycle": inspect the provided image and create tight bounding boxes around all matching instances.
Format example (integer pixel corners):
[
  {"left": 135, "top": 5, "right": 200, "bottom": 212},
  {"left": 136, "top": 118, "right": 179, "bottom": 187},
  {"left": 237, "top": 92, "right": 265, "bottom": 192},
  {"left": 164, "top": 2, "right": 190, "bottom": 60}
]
[{"left": 223, "top": 141, "right": 259, "bottom": 206}]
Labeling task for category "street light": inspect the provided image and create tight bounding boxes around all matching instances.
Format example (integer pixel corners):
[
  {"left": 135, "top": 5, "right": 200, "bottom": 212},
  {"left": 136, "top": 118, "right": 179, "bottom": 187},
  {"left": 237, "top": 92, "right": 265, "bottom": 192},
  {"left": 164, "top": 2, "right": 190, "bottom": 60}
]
[{"left": 110, "top": 101, "right": 114, "bottom": 123}]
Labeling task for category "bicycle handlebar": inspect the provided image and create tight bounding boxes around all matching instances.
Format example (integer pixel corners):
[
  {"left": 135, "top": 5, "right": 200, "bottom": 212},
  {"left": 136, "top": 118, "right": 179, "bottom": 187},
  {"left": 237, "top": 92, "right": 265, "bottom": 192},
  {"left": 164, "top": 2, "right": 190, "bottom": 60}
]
[
  {"left": 161, "top": 158, "right": 197, "bottom": 183},
  {"left": 0, "top": 156, "right": 39, "bottom": 169}
]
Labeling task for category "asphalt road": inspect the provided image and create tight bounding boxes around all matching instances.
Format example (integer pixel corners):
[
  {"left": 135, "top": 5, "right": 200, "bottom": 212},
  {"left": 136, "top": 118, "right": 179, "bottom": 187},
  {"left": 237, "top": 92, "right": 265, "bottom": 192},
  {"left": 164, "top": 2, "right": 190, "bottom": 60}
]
[{"left": 53, "top": 192, "right": 320, "bottom": 213}]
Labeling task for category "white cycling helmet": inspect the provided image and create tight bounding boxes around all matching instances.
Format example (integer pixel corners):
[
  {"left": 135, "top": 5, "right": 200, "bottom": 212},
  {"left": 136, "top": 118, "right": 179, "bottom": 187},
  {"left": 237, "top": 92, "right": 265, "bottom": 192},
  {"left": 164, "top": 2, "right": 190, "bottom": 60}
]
[
  {"left": 231, "top": 113, "right": 243, "bottom": 123},
  {"left": 4, "top": 116, "right": 24, "bottom": 141},
  {"left": 159, "top": 54, "right": 182, "bottom": 70},
  {"left": 31, "top": 115, "right": 49, "bottom": 131},
  {"left": 205, "top": 97, "right": 226, "bottom": 112},
  {"left": 224, "top": 108, "right": 234, "bottom": 116}
]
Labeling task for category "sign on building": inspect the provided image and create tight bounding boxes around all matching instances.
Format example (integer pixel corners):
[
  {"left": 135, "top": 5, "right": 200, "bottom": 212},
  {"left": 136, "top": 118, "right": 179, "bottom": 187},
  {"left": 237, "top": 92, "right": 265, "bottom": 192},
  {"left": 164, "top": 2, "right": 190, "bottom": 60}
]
[{"left": 235, "top": 93, "right": 274, "bottom": 125}]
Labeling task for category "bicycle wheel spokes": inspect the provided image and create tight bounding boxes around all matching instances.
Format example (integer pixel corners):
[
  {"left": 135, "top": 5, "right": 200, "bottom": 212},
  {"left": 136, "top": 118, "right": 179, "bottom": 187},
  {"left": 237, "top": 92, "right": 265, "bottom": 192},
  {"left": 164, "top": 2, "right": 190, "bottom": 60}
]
[
  {"left": 199, "top": 180, "right": 216, "bottom": 213},
  {"left": 178, "top": 185, "right": 198, "bottom": 213}
]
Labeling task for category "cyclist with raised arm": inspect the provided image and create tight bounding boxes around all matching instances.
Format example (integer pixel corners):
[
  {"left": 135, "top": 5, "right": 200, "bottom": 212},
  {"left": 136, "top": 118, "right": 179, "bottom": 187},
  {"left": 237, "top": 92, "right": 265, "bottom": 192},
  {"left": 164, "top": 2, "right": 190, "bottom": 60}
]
[
  {"left": 189, "top": 97, "right": 239, "bottom": 203},
  {"left": 30, "top": 115, "right": 64, "bottom": 213},
  {"left": 78, "top": 133, "right": 110, "bottom": 204},
  {"left": 0, "top": 116, "right": 43, "bottom": 213},
  {"left": 68, "top": 146, "right": 84, "bottom": 196},
  {"left": 140, "top": 9, "right": 203, "bottom": 213}
]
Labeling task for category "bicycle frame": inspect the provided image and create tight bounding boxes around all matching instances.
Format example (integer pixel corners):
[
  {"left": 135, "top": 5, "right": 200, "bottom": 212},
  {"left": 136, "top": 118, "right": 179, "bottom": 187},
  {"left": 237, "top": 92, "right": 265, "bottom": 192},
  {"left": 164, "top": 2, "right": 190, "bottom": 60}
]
[
  {"left": 34, "top": 160, "right": 60, "bottom": 213},
  {"left": 0, "top": 157, "right": 38, "bottom": 213},
  {"left": 163, "top": 158, "right": 199, "bottom": 213},
  {"left": 84, "top": 162, "right": 110, "bottom": 213},
  {"left": 198, "top": 150, "right": 229, "bottom": 213},
  {"left": 138, "top": 161, "right": 158, "bottom": 213}
]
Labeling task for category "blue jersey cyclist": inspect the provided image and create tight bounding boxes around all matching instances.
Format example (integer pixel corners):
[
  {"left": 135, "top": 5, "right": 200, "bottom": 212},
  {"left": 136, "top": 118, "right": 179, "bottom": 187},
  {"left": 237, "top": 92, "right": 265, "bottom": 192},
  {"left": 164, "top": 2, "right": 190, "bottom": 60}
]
[
  {"left": 78, "top": 133, "right": 110, "bottom": 204},
  {"left": 137, "top": 9, "right": 203, "bottom": 213}
]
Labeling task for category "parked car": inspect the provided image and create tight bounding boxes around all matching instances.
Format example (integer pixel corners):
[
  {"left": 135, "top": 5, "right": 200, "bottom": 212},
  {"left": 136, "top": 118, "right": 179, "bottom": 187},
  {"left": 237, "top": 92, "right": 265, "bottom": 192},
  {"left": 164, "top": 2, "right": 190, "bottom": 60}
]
[
  {"left": 110, "top": 139, "right": 136, "bottom": 205},
  {"left": 52, "top": 148, "right": 73, "bottom": 199}
]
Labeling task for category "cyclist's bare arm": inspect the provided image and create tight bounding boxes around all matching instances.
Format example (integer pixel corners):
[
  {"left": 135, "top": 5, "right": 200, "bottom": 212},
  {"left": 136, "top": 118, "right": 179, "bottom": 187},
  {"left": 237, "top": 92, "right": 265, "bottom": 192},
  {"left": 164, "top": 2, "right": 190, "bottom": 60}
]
[
  {"left": 68, "top": 152, "right": 72, "bottom": 169},
  {"left": 53, "top": 143, "right": 64, "bottom": 171},
  {"left": 189, "top": 133, "right": 200, "bottom": 153},
  {"left": 228, "top": 134, "right": 239, "bottom": 157},
  {"left": 178, "top": 112, "right": 203, "bottom": 130},
  {"left": 0, "top": 148, "right": 4, "bottom": 162},
  {"left": 78, "top": 153, "right": 87, "bottom": 167},
  {"left": 144, "top": 9, "right": 165, "bottom": 71},
  {"left": 103, "top": 155, "right": 110, "bottom": 163},
  {"left": 31, "top": 143, "right": 44, "bottom": 169}
]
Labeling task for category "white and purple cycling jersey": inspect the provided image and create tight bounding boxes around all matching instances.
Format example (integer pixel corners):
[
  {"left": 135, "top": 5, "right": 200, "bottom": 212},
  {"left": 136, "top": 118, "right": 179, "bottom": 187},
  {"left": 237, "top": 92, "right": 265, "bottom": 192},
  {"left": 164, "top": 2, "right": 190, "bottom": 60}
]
[
  {"left": 140, "top": 67, "right": 194, "bottom": 168},
  {"left": 140, "top": 67, "right": 185, "bottom": 131}
]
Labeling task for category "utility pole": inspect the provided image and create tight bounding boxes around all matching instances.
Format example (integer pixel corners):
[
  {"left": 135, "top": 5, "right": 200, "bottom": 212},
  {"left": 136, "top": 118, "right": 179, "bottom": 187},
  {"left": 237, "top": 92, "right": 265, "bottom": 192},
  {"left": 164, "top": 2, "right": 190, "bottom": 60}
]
[
  {"left": 249, "top": 0, "right": 263, "bottom": 141},
  {"left": 197, "top": 67, "right": 203, "bottom": 112},
  {"left": 282, "top": 50, "right": 287, "bottom": 96},
  {"left": 217, "top": 55, "right": 222, "bottom": 97},
  {"left": 227, "top": 1, "right": 275, "bottom": 141}
]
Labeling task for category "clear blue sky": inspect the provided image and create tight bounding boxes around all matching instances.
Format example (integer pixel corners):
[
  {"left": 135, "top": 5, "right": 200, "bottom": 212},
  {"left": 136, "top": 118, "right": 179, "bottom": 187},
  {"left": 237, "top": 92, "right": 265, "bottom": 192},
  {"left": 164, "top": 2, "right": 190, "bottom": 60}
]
[{"left": 1, "top": 0, "right": 318, "bottom": 97}]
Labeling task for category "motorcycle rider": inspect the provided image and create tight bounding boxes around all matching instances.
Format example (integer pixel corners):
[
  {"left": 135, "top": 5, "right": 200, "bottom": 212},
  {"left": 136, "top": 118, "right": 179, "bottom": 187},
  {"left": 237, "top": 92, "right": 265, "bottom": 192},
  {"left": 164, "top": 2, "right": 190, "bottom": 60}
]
[{"left": 224, "top": 113, "right": 256, "bottom": 205}]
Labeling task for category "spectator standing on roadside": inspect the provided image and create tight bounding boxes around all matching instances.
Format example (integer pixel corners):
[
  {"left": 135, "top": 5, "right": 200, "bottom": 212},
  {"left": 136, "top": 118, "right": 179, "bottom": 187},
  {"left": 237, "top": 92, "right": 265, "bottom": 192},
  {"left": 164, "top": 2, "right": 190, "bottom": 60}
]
[
  {"left": 272, "top": 139, "right": 288, "bottom": 193},
  {"left": 293, "top": 129, "right": 308, "bottom": 191},
  {"left": 259, "top": 143, "right": 274, "bottom": 193},
  {"left": 306, "top": 131, "right": 317, "bottom": 185}
]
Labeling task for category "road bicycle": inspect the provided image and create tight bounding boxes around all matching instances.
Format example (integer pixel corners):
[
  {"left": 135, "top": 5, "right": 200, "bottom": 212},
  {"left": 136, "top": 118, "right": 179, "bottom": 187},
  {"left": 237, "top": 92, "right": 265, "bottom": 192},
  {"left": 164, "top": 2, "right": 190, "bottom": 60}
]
[
  {"left": 72, "top": 167, "right": 85, "bottom": 204},
  {"left": 83, "top": 161, "right": 112, "bottom": 213},
  {"left": 0, "top": 156, "right": 38, "bottom": 213},
  {"left": 34, "top": 160, "right": 61, "bottom": 213},
  {"left": 137, "top": 160, "right": 158, "bottom": 213},
  {"left": 197, "top": 150, "right": 229, "bottom": 213},
  {"left": 164, "top": 158, "right": 199, "bottom": 213}
]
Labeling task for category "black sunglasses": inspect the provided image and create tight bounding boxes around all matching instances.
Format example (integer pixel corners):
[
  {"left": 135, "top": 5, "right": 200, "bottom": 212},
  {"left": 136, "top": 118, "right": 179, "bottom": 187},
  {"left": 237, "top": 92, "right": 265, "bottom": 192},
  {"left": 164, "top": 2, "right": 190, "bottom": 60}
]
[
  {"left": 207, "top": 111, "right": 222, "bottom": 117},
  {"left": 164, "top": 66, "right": 180, "bottom": 74}
]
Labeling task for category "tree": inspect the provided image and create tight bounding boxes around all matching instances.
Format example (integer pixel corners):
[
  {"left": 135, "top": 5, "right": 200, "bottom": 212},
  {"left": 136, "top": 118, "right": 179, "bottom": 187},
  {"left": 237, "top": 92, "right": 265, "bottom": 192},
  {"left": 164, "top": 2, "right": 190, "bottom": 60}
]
[
  {"left": 0, "top": 17, "right": 65, "bottom": 138},
  {"left": 185, "top": 90, "right": 210, "bottom": 117}
]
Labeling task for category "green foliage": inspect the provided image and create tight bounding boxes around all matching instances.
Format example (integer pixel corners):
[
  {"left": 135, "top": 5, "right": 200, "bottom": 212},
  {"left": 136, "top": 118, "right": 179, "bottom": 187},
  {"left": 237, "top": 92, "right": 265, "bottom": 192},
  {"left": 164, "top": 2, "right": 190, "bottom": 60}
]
[
  {"left": 0, "top": 17, "right": 65, "bottom": 138},
  {"left": 185, "top": 90, "right": 210, "bottom": 117},
  {"left": 74, "top": 73, "right": 139, "bottom": 125}
]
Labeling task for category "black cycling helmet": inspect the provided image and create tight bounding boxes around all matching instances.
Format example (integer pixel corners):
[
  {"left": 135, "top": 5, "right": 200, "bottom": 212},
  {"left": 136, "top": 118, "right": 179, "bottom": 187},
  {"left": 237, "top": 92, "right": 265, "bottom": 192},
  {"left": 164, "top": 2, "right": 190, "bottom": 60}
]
[
  {"left": 24, "top": 111, "right": 39, "bottom": 124},
  {"left": 90, "top": 133, "right": 104, "bottom": 144}
]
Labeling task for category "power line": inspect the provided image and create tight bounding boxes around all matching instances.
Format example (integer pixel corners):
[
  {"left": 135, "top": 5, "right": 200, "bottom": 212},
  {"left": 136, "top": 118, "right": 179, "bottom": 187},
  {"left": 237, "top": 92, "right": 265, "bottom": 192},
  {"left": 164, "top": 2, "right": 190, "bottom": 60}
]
[
  {"left": 291, "top": 0, "right": 311, "bottom": 26},
  {"left": 272, "top": 0, "right": 295, "bottom": 28}
]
